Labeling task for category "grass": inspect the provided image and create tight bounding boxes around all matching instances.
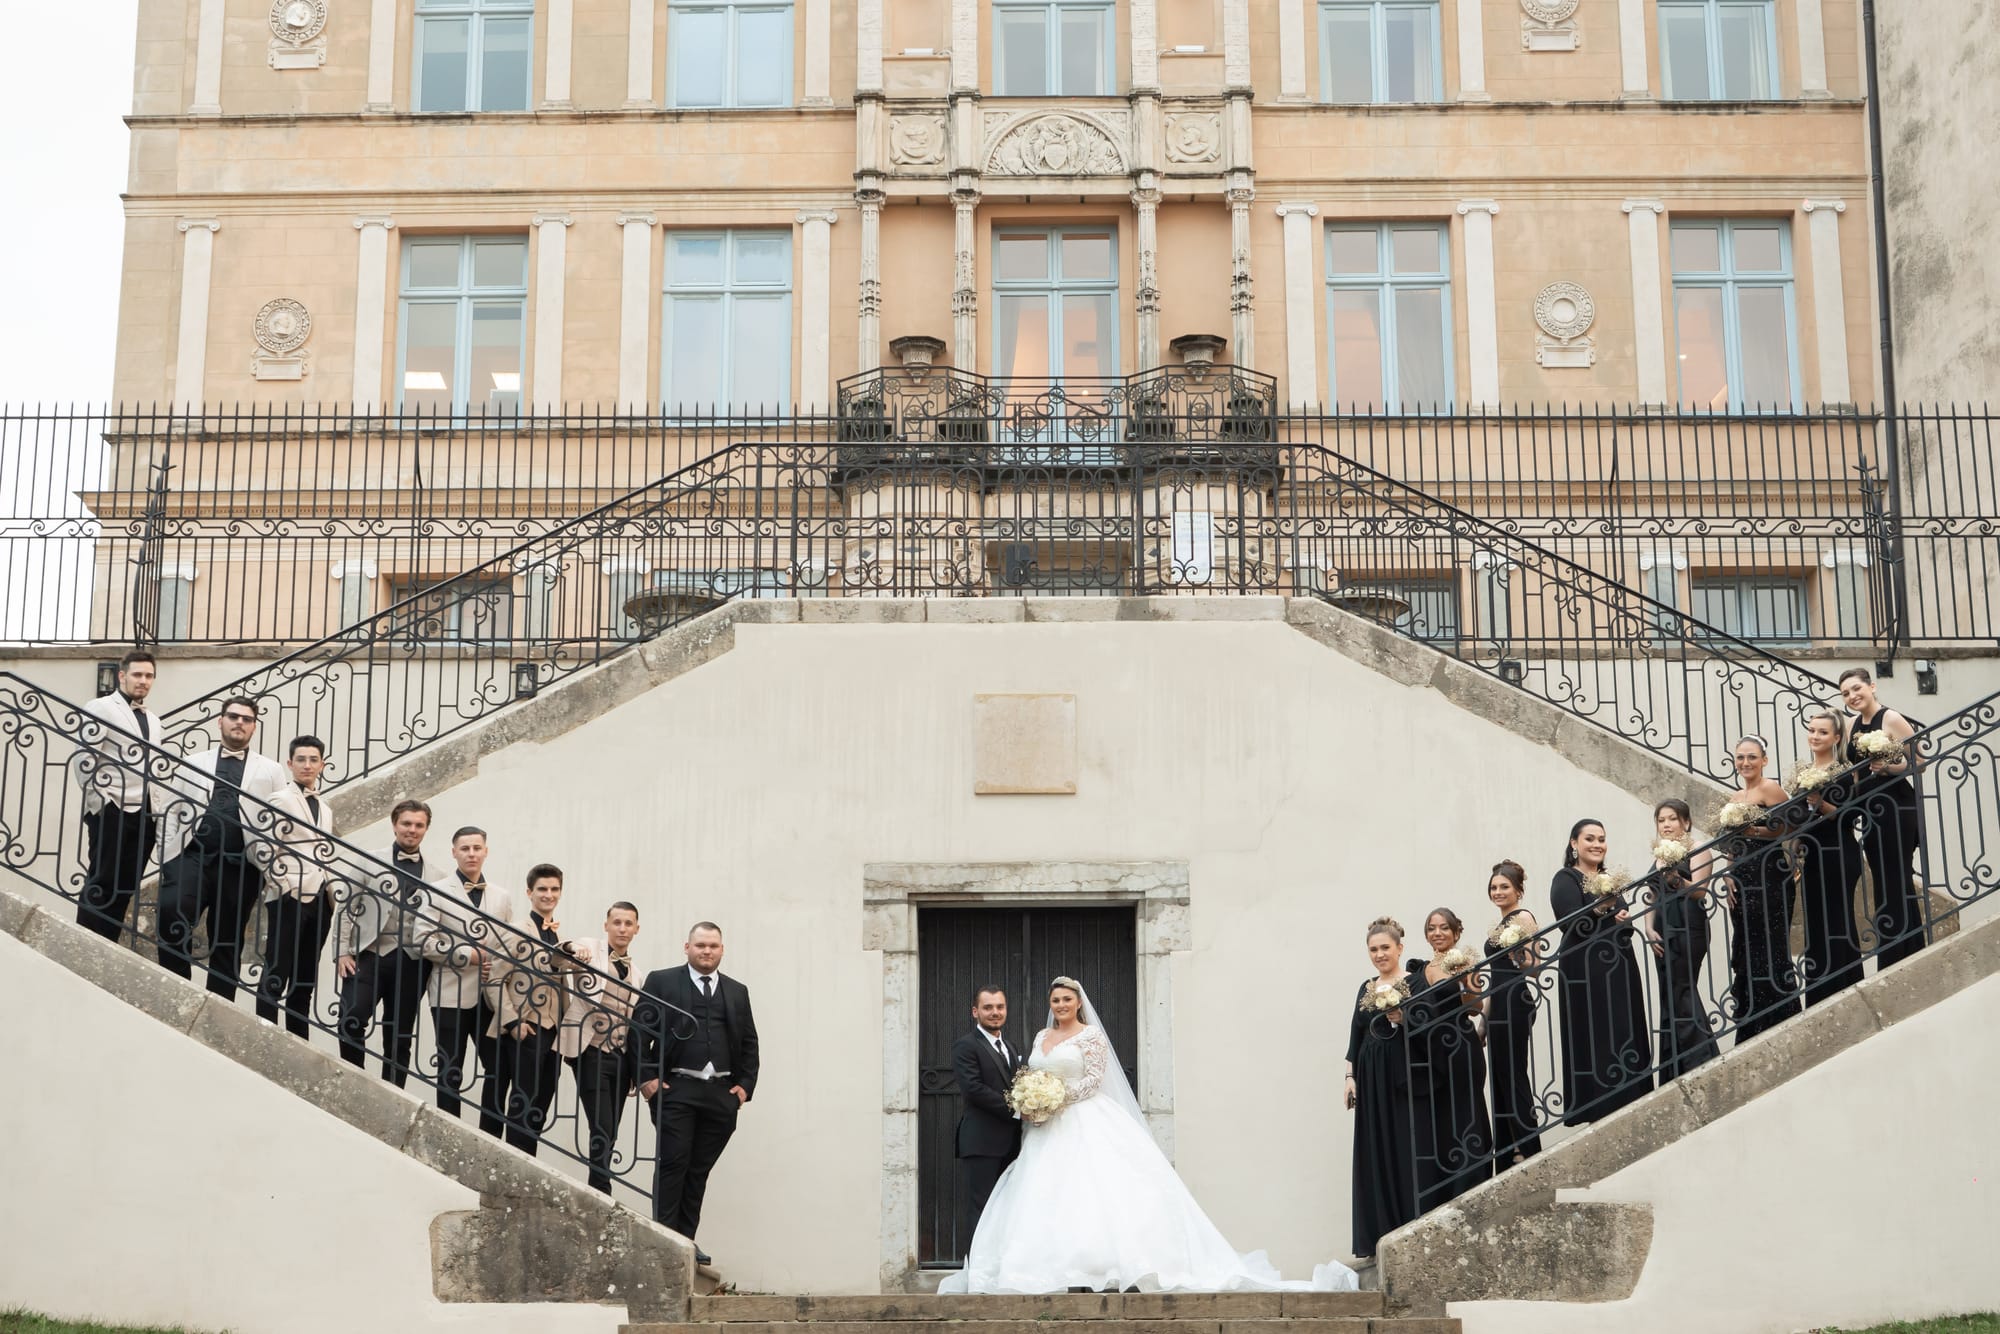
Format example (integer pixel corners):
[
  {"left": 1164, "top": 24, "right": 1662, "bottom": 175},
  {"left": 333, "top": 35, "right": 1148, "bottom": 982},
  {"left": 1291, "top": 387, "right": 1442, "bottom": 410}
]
[
  {"left": 0, "top": 1313, "right": 218, "bottom": 1334},
  {"left": 1823, "top": 1318, "right": 2000, "bottom": 1334}
]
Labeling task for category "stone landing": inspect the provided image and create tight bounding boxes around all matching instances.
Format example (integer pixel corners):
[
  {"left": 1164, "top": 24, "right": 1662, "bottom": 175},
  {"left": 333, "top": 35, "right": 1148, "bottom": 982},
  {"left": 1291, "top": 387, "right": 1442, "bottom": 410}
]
[{"left": 627, "top": 1292, "right": 1457, "bottom": 1334}]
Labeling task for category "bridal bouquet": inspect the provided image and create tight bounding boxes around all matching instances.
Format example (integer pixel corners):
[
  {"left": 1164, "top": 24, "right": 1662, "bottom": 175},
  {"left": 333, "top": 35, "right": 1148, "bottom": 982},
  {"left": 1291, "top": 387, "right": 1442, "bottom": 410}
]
[
  {"left": 1488, "top": 920, "right": 1529, "bottom": 950},
  {"left": 1789, "top": 764, "right": 1836, "bottom": 794},
  {"left": 1651, "top": 838, "right": 1690, "bottom": 867},
  {"left": 1358, "top": 978, "right": 1411, "bottom": 1014},
  {"left": 1714, "top": 801, "right": 1762, "bottom": 831},
  {"left": 1853, "top": 731, "right": 1906, "bottom": 764},
  {"left": 1584, "top": 868, "right": 1632, "bottom": 899},
  {"left": 1006, "top": 1068, "right": 1068, "bottom": 1125}
]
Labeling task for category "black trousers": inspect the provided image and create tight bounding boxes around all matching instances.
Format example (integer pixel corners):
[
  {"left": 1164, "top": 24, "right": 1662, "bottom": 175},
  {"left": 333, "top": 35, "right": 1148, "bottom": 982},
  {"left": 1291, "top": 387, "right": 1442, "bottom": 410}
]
[
  {"left": 651, "top": 1079, "right": 740, "bottom": 1239},
  {"left": 255, "top": 893, "right": 335, "bottom": 1037},
  {"left": 493, "top": 1025, "right": 562, "bottom": 1153},
  {"left": 570, "top": 1044, "right": 635, "bottom": 1192},
  {"left": 157, "top": 842, "right": 264, "bottom": 1001},
  {"left": 959, "top": 1151, "right": 1013, "bottom": 1244},
  {"left": 338, "top": 950, "right": 426, "bottom": 1086},
  {"left": 432, "top": 1001, "right": 504, "bottom": 1136},
  {"left": 77, "top": 805, "right": 156, "bottom": 941}
]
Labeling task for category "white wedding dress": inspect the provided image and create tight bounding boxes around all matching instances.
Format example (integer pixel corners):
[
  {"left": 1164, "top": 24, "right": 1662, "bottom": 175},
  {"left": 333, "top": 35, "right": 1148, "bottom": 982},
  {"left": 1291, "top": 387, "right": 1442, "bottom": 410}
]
[{"left": 939, "top": 1019, "right": 1357, "bottom": 1294}]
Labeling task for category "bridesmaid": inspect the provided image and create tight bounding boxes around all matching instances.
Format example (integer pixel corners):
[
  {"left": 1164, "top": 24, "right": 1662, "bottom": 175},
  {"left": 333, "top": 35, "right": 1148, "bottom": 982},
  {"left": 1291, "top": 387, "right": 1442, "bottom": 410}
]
[
  {"left": 1405, "top": 908, "right": 1494, "bottom": 1210},
  {"left": 1550, "top": 819, "right": 1653, "bottom": 1123},
  {"left": 1792, "top": 709, "right": 1866, "bottom": 1003},
  {"left": 1482, "top": 860, "right": 1543, "bottom": 1165},
  {"left": 1721, "top": 735, "right": 1800, "bottom": 1042},
  {"left": 1642, "top": 799, "right": 1718, "bottom": 1078},
  {"left": 1346, "top": 917, "right": 1417, "bottom": 1259},
  {"left": 1839, "top": 667, "right": 1927, "bottom": 966}
]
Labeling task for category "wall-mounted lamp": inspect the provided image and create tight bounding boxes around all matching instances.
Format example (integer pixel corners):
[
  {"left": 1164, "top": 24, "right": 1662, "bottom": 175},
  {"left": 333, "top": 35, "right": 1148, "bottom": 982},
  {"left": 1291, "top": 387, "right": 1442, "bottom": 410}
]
[
  {"left": 513, "top": 662, "right": 540, "bottom": 701},
  {"left": 1498, "top": 658, "right": 1526, "bottom": 686},
  {"left": 95, "top": 661, "right": 120, "bottom": 698},
  {"left": 1874, "top": 659, "right": 1895, "bottom": 680},
  {"left": 1915, "top": 659, "right": 1938, "bottom": 695}
]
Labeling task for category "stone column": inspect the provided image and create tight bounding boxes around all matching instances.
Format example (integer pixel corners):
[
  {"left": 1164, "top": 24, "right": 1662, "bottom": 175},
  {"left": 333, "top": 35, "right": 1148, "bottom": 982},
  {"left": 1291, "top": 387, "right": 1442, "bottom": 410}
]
[
  {"left": 1797, "top": 0, "right": 1830, "bottom": 97},
  {"left": 366, "top": 0, "right": 398, "bottom": 111},
  {"left": 173, "top": 220, "right": 220, "bottom": 412},
  {"left": 531, "top": 214, "right": 573, "bottom": 412},
  {"left": 1275, "top": 202, "right": 1319, "bottom": 410},
  {"left": 1131, "top": 0, "right": 1159, "bottom": 91},
  {"left": 797, "top": 210, "right": 839, "bottom": 409},
  {"left": 857, "top": 0, "right": 883, "bottom": 92},
  {"left": 617, "top": 213, "right": 657, "bottom": 413},
  {"left": 1229, "top": 183, "right": 1256, "bottom": 368},
  {"left": 1134, "top": 184, "right": 1163, "bottom": 371},
  {"left": 950, "top": 0, "right": 978, "bottom": 91},
  {"left": 543, "top": 0, "right": 575, "bottom": 107},
  {"left": 1457, "top": 0, "right": 1488, "bottom": 100},
  {"left": 626, "top": 0, "right": 655, "bottom": 107},
  {"left": 1222, "top": 0, "right": 1250, "bottom": 89},
  {"left": 805, "top": 0, "right": 833, "bottom": 105},
  {"left": 1803, "top": 199, "right": 1851, "bottom": 406},
  {"left": 351, "top": 216, "right": 397, "bottom": 412},
  {"left": 1457, "top": 200, "right": 1501, "bottom": 408},
  {"left": 1617, "top": 0, "right": 1650, "bottom": 97},
  {"left": 1622, "top": 199, "right": 1669, "bottom": 408},
  {"left": 857, "top": 187, "right": 885, "bottom": 370},
  {"left": 952, "top": 187, "right": 979, "bottom": 370},
  {"left": 191, "top": 0, "right": 225, "bottom": 115},
  {"left": 1278, "top": 0, "right": 1307, "bottom": 100}
]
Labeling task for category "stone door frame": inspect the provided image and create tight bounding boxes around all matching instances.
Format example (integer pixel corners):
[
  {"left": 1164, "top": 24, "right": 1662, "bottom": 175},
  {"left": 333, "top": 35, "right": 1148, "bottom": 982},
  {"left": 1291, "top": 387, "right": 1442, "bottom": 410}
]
[{"left": 863, "top": 860, "right": 1191, "bottom": 1292}]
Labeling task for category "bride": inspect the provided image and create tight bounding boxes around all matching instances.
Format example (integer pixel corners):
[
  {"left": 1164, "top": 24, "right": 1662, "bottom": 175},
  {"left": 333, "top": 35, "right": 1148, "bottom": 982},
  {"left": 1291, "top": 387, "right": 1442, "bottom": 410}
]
[{"left": 940, "top": 977, "right": 1357, "bottom": 1294}]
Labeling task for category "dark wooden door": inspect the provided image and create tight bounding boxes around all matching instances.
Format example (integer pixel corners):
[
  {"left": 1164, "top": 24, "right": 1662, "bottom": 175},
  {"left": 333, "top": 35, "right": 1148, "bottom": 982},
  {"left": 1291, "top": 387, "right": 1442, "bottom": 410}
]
[{"left": 916, "top": 904, "right": 1138, "bottom": 1267}]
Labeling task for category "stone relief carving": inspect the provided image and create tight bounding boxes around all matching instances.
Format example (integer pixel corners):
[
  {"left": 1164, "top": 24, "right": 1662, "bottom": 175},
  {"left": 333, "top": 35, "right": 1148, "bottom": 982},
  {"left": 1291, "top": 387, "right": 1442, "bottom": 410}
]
[
  {"left": 888, "top": 114, "right": 948, "bottom": 168},
  {"left": 1163, "top": 113, "right": 1222, "bottom": 165},
  {"left": 269, "top": 0, "right": 329, "bottom": 69},
  {"left": 1533, "top": 281, "right": 1597, "bottom": 368},
  {"left": 982, "top": 111, "right": 1129, "bottom": 176},
  {"left": 252, "top": 298, "right": 313, "bottom": 380},
  {"left": 1521, "top": 0, "right": 1581, "bottom": 50}
]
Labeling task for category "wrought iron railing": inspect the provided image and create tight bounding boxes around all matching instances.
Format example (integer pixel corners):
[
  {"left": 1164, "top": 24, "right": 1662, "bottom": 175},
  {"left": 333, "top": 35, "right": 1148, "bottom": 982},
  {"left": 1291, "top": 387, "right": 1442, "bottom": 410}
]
[
  {"left": 0, "top": 671, "right": 690, "bottom": 1203},
  {"left": 1384, "top": 689, "right": 1999, "bottom": 1238}
]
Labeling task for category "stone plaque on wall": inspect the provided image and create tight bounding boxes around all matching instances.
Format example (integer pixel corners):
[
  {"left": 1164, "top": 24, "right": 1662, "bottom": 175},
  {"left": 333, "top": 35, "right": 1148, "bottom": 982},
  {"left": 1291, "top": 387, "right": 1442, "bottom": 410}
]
[{"left": 972, "top": 693, "right": 1078, "bottom": 795}]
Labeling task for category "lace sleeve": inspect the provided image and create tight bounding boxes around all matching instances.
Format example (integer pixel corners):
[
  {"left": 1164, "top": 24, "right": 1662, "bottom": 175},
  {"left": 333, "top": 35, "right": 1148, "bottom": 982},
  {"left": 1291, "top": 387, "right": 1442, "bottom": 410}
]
[{"left": 1064, "top": 1028, "right": 1109, "bottom": 1105}]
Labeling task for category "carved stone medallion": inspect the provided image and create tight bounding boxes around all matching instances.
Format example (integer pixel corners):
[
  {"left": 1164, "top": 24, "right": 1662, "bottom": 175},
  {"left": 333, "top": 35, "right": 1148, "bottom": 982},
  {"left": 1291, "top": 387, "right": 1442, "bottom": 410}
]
[
  {"left": 986, "top": 114, "right": 1125, "bottom": 177},
  {"left": 253, "top": 298, "right": 313, "bottom": 380},
  {"left": 1521, "top": 0, "right": 1581, "bottom": 49},
  {"left": 1533, "top": 282, "right": 1596, "bottom": 368},
  {"left": 888, "top": 114, "right": 948, "bottom": 168},
  {"left": 1520, "top": 0, "right": 1579, "bottom": 22},
  {"left": 269, "top": 0, "right": 329, "bottom": 68},
  {"left": 1163, "top": 113, "right": 1222, "bottom": 165}
]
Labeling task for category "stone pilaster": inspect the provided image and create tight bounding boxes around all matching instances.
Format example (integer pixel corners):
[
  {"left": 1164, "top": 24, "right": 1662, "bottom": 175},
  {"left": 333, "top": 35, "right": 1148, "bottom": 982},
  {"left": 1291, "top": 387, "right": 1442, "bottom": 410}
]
[
  {"left": 1804, "top": 199, "right": 1851, "bottom": 406},
  {"left": 1797, "top": 0, "right": 1830, "bottom": 96},
  {"left": 804, "top": 0, "right": 833, "bottom": 105},
  {"left": 1457, "top": 0, "right": 1489, "bottom": 100},
  {"left": 617, "top": 213, "right": 657, "bottom": 412},
  {"left": 1622, "top": 199, "right": 1669, "bottom": 408},
  {"left": 1229, "top": 182, "right": 1256, "bottom": 368},
  {"left": 952, "top": 187, "right": 979, "bottom": 370},
  {"left": 626, "top": 0, "right": 655, "bottom": 107},
  {"left": 173, "top": 219, "right": 220, "bottom": 411},
  {"left": 1278, "top": 0, "right": 1308, "bottom": 101},
  {"left": 1618, "top": 0, "right": 1650, "bottom": 97},
  {"left": 1133, "top": 183, "right": 1163, "bottom": 370},
  {"left": 1276, "top": 202, "right": 1320, "bottom": 409},
  {"left": 857, "top": 186, "right": 885, "bottom": 370},
  {"left": 351, "top": 216, "right": 396, "bottom": 412},
  {"left": 797, "top": 210, "right": 839, "bottom": 408},
  {"left": 1458, "top": 199, "right": 1501, "bottom": 407},
  {"left": 543, "top": 0, "right": 575, "bottom": 107},
  {"left": 366, "top": 0, "right": 398, "bottom": 111},
  {"left": 531, "top": 214, "right": 573, "bottom": 411},
  {"left": 192, "top": 0, "right": 225, "bottom": 114}
]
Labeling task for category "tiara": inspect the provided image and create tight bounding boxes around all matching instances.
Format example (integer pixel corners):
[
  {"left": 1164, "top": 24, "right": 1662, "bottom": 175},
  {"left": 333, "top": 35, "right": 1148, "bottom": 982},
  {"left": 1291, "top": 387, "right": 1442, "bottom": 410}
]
[{"left": 1050, "top": 975, "right": 1082, "bottom": 991}]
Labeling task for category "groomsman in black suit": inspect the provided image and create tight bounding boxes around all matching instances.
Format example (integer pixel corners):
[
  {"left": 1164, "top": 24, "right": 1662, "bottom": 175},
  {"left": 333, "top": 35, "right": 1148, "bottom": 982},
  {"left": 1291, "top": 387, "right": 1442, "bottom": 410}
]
[
  {"left": 952, "top": 985, "right": 1025, "bottom": 1240},
  {"left": 638, "top": 921, "right": 758, "bottom": 1267}
]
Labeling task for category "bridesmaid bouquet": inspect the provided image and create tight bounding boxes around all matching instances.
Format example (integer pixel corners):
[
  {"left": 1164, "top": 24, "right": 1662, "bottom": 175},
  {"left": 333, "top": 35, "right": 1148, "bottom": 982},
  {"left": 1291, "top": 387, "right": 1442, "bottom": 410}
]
[
  {"left": 1715, "top": 801, "right": 1762, "bottom": 830},
  {"left": 1853, "top": 731, "right": 1906, "bottom": 764},
  {"left": 1584, "top": 868, "right": 1632, "bottom": 899},
  {"left": 1651, "top": 838, "right": 1690, "bottom": 867},
  {"left": 1358, "top": 978, "right": 1412, "bottom": 1014},
  {"left": 1435, "top": 946, "right": 1476, "bottom": 974},
  {"left": 1488, "top": 920, "right": 1530, "bottom": 950},
  {"left": 1006, "top": 1068, "right": 1068, "bottom": 1125},
  {"left": 1789, "top": 763, "right": 1836, "bottom": 794}
]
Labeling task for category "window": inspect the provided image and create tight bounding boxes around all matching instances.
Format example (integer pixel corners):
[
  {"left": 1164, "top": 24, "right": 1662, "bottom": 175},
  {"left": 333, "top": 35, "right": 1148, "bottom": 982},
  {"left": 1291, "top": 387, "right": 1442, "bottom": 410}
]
[
  {"left": 992, "top": 228, "right": 1119, "bottom": 452},
  {"left": 1380, "top": 574, "right": 1460, "bottom": 642},
  {"left": 388, "top": 576, "right": 515, "bottom": 642},
  {"left": 1691, "top": 573, "right": 1809, "bottom": 643},
  {"left": 1641, "top": 548, "right": 1687, "bottom": 639},
  {"left": 661, "top": 230, "right": 793, "bottom": 413},
  {"left": 415, "top": 0, "right": 532, "bottom": 112},
  {"left": 1823, "top": 549, "right": 1871, "bottom": 640},
  {"left": 398, "top": 235, "right": 528, "bottom": 416},
  {"left": 994, "top": 0, "right": 1115, "bottom": 97},
  {"left": 157, "top": 567, "right": 194, "bottom": 642},
  {"left": 1671, "top": 219, "right": 1799, "bottom": 412},
  {"left": 1325, "top": 223, "right": 1453, "bottom": 411},
  {"left": 1659, "top": 0, "right": 1777, "bottom": 100},
  {"left": 669, "top": 2, "right": 794, "bottom": 108},
  {"left": 332, "top": 560, "right": 378, "bottom": 627},
  {"left": 1319, "top": 1, "right": 1441, "bottom": 103}
]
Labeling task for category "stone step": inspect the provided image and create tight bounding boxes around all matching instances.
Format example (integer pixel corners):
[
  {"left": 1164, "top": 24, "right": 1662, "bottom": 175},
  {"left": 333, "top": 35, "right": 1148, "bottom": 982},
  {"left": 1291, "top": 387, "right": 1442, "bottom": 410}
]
[
  {"left": 688, "top": 1294, "right": 1384, "bottom": 1322},
  {"left": 626, "top": 1320, "right": 1456, "bottom": 1334}
]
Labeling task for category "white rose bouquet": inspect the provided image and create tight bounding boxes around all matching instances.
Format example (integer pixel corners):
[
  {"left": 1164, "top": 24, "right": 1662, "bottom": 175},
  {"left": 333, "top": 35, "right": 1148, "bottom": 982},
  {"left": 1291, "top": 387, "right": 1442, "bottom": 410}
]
[
  {"left": 1488, "top": 920, "right": 1529, "bottom": 950},
  {"left": 1714, "top": 801, "right": 1762, "bottom": 831},
  {"left": 1358, "top": 978, "right": 1411, "bottom": 1014},
  {"left": 1853, "top": 731, "right": 1906, "bottom": 764},
  {"left": 1584, "top": 867, "right": 1632, "bottom": 899},
  {"left": 1789, "top": 763, "right": 1836, "bottom": 794},
  {"left": 1435, "top": 946, "right": 1476, "bottom": 974},
  {"left": 1006, "top": 1068, "right": 1068, "bottom": 1125},
  {"left": 1651, "top": 838, "right": 1690, "bottom": 867}
]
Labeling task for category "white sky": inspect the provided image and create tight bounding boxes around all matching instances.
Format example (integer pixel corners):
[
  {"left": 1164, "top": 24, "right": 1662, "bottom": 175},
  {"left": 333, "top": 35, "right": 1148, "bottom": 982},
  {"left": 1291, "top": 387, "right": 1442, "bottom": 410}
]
[{"left": 0, "top": 6, "right": 140, "bottom": 406}]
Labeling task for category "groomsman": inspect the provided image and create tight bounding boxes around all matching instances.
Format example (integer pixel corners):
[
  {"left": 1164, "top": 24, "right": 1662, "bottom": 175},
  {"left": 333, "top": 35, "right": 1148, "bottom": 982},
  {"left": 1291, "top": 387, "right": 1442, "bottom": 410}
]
[
  {"left": 558, "top": 901, "right": 644, "bottom": 1192},
  {"left": 156, "top": 696, "right": 288, "bottom": 998},
  {"left": 422, "top": 827, "right": 513, "bottom": 1135},
  {"left": 487, "top": 864, "right": 573, "bottom": 1154},
  {"left": 250, "top": 735, "right": 338, "bottom": 1037},
  {"left": 638, "top": 922, "right": 759, "bottom": 1266},
  {"left": 952, "top": 985, "right": 1025, "bottom": 1239},
  {"left": 335, "top": 799, "right": 438, "bottom": 1086},
  {"left": 71, "top": 650, "right": 167, "bottom": 941}
]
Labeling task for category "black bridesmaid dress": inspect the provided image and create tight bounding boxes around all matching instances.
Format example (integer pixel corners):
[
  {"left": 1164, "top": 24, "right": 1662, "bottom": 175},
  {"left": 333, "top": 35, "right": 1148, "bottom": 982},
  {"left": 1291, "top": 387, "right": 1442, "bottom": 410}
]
[
  {"left": 1550, "top": 867, "right": 1653, "bottom": 1123},
  {"left": 1791, "top": 769, "right": 1866, "bottom": 1004},
  {"left": 1722, "top": 807, "right": 1801, "bottom": 1042},
  {"left": 1648, "top": 857, "right": 1718, "bottom": 1078},
  {"left": 1483, "top": 909, "right": 1543, "bottom": 1163},
  {"left": 1348, "top": 976, "right": 1417, "bottom": 1258},
  {"left": 1403, "top": 956, "right": 1494, "bottom": 1210},
  {"left": 1848, "top": 710, "right": 1928, "bottom": 966}
]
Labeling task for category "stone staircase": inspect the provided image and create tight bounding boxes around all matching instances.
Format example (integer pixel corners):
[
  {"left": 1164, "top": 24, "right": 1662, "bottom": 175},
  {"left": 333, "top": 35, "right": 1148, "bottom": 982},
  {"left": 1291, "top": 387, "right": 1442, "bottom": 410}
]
[{"left": 628, "top": 1292, "right": 1455, "bottom": 1334}]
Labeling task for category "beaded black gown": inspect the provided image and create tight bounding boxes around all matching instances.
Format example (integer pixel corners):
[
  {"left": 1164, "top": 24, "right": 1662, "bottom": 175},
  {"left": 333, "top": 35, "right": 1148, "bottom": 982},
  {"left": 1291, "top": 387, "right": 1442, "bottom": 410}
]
[
  {"left": 1549, "top": 867, "right": 1653, "bottom": 1123},
  {"left": 1403, "top": 957, "right": 1493, "bottom": 1210},
  {"left": 1347, "top": 977, "right": 1416, "bottom": 1258},
  {"left": 1723, "top": 805, "right": 1800, "bottom": 1042},
  {"left": 1482, "top": 909, "right": 1543, "bottom": 1162},
  {"left": 1790, "top": 768, "right": 1866, "bottom": 1004},
  {"left": 1848, "top": 711, "right": 1927, "bottom": 966}
]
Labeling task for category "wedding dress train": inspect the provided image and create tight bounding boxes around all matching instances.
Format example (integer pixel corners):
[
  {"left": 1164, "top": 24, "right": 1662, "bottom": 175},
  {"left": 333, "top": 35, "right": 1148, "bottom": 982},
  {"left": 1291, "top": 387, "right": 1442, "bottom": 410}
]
[{"left": 939, "top": 1024, "right": 1358, "bottom": 1294}]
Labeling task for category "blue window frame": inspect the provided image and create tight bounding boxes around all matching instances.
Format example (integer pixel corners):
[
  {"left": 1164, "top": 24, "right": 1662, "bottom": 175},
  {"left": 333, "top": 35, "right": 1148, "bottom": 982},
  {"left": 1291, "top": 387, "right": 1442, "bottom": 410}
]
[
  {"left": 993, "top": 0, "right": 1116, "bottom": 97},
  {"left": 1318, "top": 1, "right": 1442, "bottom": 104},
  {"left": 661, "top": 229, "right": 794, "bottom": 413},
  {"left": 1324, "top": 223, "right": 1454, "bottom": 412},
  {"left": 414, "top": 0, "right": 533, "bottom": 113},
  {"left": 668, "top": 2, "right": 795, "bottom": 108},
  {"left": 397, "top": 235, "right": 528, "bottom": 416},
  {"left": 1659, "top": 0, "right": 1779, "bottom": 100},
  {"left": 1670, "top": 219, "right": 1801, "bottom": 412}
]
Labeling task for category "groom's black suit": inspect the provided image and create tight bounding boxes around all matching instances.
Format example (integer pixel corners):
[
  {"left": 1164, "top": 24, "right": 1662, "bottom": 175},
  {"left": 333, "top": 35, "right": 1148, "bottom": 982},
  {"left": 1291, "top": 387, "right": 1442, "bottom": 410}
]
[
  {"left": 638, "top": 965, "right": 759, "bottom": 1243},
  {"left": 952, "top": 1026, "right": 1026, "bottom": 1237}
]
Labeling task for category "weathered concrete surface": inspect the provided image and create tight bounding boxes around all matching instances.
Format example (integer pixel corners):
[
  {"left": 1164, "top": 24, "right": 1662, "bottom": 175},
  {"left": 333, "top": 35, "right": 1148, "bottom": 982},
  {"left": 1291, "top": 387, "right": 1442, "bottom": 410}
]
[{"left": 685, "top": 1293, "right": 1386, "bottom": 1320}]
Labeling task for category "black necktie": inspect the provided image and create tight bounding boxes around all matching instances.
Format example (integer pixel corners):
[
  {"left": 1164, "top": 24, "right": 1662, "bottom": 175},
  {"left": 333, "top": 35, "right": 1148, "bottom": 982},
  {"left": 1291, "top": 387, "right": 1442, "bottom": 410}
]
[
  {"left": 306, "top": 794, "right": 321, "bottom": 823},
  {"left": 700, "top": 974, "right": 713, "bottom": 999},
  {"left": 132, "top": 707, "right": 149, "bottom": 739},
  {"left": 615, "top": 958, "right": 631, "bottom": 981},
  {"left": 994, "top": 1037, "right": 1009, "bottom": 1065}
]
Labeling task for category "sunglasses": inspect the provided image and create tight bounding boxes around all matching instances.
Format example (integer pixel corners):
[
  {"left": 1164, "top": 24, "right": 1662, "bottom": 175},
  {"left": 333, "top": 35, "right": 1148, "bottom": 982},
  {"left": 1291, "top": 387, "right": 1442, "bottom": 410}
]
[{"left": 222, "top": 712, "right": 258, "bottom": 723}]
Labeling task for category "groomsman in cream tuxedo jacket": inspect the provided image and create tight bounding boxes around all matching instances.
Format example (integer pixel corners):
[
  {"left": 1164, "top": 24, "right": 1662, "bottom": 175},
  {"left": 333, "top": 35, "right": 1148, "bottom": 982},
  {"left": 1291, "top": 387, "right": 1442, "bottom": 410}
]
[
  {"left": 249, "top": 735, "right": 337, "bottom": 1038},
  {"left": 334, "top": 799, "right": 438, "bottom": 1087},
  {"left": 422, "top": 827, "right": 514, "bottom": 1135},
  {"left": 557, "top": 901, "right": 644, "bottom": 1192},
  {"left": 156, "top": 696, "right": 288, "bottom": 1000},
  {"left": 71, "top": 650, "right": 169, "bottom": 941}
]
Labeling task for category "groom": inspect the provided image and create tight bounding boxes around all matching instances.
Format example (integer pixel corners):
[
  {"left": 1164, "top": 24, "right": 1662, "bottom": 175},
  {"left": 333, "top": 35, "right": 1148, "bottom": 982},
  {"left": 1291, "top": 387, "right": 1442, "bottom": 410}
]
[{"left": 952, "top": 985, "right": 1025, "bottom": 1241}]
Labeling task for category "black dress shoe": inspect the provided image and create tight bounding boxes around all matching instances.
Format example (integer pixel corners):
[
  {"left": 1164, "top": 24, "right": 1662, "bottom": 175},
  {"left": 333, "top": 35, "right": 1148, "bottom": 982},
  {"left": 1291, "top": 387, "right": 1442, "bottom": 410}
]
[{"left": 695, "top": 1249, "right": 713, "bottom": 1267}]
